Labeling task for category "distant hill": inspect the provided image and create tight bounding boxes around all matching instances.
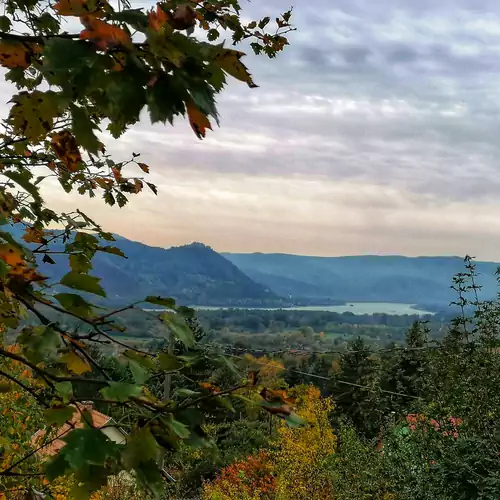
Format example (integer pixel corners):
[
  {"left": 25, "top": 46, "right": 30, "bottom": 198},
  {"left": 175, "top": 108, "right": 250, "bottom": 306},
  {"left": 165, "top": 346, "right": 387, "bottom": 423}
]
[
  {"left": 23, "top": 232, "right": 279, "bottom": 306},
  {"left": 223, "top": 253, "right": 500, "bottom": 307}
]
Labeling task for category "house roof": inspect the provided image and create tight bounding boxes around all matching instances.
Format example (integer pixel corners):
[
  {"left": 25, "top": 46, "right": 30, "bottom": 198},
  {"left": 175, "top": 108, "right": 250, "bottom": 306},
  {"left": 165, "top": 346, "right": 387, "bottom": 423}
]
[{"left": 32, "top": 403, "right": 112, "bottom": 457}]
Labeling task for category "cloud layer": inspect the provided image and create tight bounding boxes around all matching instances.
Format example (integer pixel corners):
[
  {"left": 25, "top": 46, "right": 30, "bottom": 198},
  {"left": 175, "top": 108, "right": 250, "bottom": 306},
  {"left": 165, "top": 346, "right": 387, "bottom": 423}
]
[{"left": 4, "top": 0, "right": 500, "bottom": 259}]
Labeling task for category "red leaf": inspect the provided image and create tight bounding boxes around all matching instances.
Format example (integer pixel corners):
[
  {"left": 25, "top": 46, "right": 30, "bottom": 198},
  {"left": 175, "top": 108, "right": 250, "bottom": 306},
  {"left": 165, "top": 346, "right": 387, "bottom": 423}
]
[{"left": 186, "top": 100, "right": 212, "bottom": 139}]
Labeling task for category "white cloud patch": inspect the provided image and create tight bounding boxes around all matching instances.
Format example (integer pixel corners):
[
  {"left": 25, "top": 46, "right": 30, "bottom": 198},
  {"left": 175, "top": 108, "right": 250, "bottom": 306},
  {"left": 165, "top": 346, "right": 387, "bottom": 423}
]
[{"left": 4, "top": 0, "right": 500, "bottom": 258}]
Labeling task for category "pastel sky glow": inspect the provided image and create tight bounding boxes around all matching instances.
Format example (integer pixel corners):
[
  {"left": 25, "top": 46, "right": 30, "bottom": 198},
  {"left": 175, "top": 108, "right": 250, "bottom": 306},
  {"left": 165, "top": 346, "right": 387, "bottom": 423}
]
[{"left": 4, "top": 0, "right": 500, "bottom": 258}]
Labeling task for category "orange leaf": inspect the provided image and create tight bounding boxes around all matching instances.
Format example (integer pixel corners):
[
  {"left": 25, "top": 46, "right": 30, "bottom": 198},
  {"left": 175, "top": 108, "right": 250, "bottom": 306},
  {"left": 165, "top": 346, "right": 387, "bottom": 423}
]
[
  {"left": 54, "top": 0, "right": 107, "bottom": 17},
  {"left": 80, "top": 16, "right": 132, "bottom": 51},
  {"left": 0, "top": 244, "right": 25, "bottom": 268},
  {"left": 23, "top": 227, "right": 45, "bottom": 244},
  {"left": 0, "top": 42, "right": 41, "bottom": 69},
  {"left": 138, "top": 162, "right": 150, "bottom": 173},
  {"left": 186, "top": 100, "right": 212, "bottom": 139},
  {"left": 51, "top": 130, "right": 82, "bottom": 172},
  {"left": 148, "top": 3, "right": 169, "bottom": 31},
  {"left": 112, "top": 167, "right": 122, "bottom": 180}
]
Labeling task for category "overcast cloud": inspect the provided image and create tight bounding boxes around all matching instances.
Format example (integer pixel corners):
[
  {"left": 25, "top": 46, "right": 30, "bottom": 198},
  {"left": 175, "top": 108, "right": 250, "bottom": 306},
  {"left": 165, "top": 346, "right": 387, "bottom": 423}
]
[{"left": 4, "top": 0, "right": 500, "bottom": 258}]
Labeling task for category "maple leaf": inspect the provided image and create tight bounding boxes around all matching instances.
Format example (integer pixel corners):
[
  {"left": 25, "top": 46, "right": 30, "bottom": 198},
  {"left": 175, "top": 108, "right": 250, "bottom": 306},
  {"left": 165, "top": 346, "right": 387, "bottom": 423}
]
[
  {"left": 80, "top": 16, "right": 132, "bottom": 51},
  {"left": 148, "top": 3, "right": 169, "bottom": 31},
  {"left": 0, "top": 42, "right": 42, "bottom": 69},
  {"left": 23, "top": 227, "right": 45, "bottom": 244},
  {"left": 0, "top": 244, "right": 25, "bottom": 268},
  {"left": 134, "top": 179, "right": 143, "bottom": 193},
  {"left": 53, "top": 0, "right": 108, "bottom": 17},
  {"left": 60, "top": 350, "right": 92, "bottom": 375},
  {"left": 186, "top": 99, "right": 212, "bottom": 139},
  {"left": 8, "top": 90, "right": 61, "bottom": 143},
  {"left": 168, "top": 4, "right": 196, "bottom": 31},
  {"left": 51, "top": 130, "right": 83, "bottom": 172},
  {"left": 213, "top": 48, "right": 258, "bottom": 88},
  {"left": 138, "top": 162, "right": 150, "bottom": 173}
]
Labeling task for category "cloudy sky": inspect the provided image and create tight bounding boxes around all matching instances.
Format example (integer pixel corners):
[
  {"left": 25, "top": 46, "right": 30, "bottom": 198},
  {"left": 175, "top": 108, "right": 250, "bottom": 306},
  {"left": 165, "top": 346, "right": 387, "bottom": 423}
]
[{"left": 5, "top": 0, "right": 500, "bottom": 258}]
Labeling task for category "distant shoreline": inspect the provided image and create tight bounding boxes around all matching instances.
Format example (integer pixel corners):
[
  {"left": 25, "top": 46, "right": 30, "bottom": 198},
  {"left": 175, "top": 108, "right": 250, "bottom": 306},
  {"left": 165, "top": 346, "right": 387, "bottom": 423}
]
[{"left": 143, "top": 301, "right": 435, "bottom": 316}]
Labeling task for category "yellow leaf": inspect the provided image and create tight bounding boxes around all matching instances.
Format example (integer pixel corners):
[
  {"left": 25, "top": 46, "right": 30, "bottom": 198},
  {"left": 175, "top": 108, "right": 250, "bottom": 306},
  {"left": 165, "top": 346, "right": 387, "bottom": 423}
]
[
  {"left": 0, "top": 42, "right": 41, "bottom": 69},
  {"left": 8, "top": 90, "right": 61, "bottom": 143},
  {"left": 186, "top": 100, "right": 212, "bottom": 139},
  {"left": 61, "top": 350, "right": 92, "bottom": 375},
  {"left": 54, "top": 0, "right": 108, "bottom": 17},
  {"left": 213, "top": 48, "right": 258, "bottom": 88}
]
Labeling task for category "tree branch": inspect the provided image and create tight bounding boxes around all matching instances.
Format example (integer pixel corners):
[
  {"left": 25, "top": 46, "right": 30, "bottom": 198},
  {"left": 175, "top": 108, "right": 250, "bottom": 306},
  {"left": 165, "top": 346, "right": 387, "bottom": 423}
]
[{"left": 0, "top": 368, "right": 47, "bottom": 407}]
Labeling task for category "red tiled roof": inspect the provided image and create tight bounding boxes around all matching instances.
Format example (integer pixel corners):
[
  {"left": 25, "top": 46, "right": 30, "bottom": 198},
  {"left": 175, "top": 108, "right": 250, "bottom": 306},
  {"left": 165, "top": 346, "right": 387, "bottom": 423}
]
[{"left": 32, "top": 403, "right": 111, "bottom": 457}]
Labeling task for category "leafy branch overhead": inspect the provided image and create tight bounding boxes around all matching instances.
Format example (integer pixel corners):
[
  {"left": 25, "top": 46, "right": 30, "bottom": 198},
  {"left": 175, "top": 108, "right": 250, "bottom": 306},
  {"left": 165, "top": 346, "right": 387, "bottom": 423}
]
[{"left": 0, "top": 0, "right": 293, "bottom": 497}]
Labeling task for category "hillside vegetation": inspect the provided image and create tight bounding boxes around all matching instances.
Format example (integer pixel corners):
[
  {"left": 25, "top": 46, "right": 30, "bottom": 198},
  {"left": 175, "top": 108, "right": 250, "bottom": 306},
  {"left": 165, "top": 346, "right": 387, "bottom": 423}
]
[{"left": 225, "top": 253, "right": 500, "bottom": 305}]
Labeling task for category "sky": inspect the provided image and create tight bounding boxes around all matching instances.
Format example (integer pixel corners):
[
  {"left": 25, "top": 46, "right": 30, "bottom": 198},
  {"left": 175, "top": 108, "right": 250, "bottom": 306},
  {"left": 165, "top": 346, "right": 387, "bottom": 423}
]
[{"left": 4, "top": 0, "right": 500, "bottom": 258}]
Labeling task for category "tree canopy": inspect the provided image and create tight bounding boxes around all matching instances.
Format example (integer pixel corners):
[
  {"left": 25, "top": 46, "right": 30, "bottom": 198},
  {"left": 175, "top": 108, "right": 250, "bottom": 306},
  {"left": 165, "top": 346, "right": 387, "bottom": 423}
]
[{"left": 0, "top": 0, "right": 294, "bottom": 497}]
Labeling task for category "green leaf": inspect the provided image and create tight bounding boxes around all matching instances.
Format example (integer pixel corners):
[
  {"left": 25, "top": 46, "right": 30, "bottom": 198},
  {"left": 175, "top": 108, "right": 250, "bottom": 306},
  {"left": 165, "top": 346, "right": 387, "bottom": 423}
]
[
  {"left": 122, "top": 427, "right": 159, "bottom": 469},
  {"left": 145, "top": 296, "right": 176, "bottom": 308},
  {"left": 128, "top": 359, "right": 148, "bottom": 385},
  {"left": 174, "top": 388, "right": 200, "bottom": 398},
  {"left": 97, "top": 245, "right": 126, "bottom": 258},
  {"left": 157, "top": 353, "right": 184, "bottom": 371},
  {"left": 161, "top": 312, "right": 195, "bottom": 348},
  {"left": 4, "top": 170, "right": 41, "bottom": 203},
  {"left": 110, "top": 9, "right": 149, "bottom": 31},
  {"left": 285, "top": 412, "right": 308, "bottom": 428},
  {"left": 18, "top": 326, "right": 61, "bottom": 364},
  {"left": 69, "top": 253, "right": 92, "bottom": 273},
  {"left": 123, "top": 350, "right": 156, "bottom": 370},
  {"left": 146, "top": 182, "right": 158, "bottom": 195},
  {"left": 42, "top": 38, "right": 97, "bottom": 75},
  {"left": 34, "top": 12, "right": 60, "bottom": 34},
  {"left": 44, "top": 406, "right": 77, "bottom": 427},
  {"left": 46, "top": 428, "right": 120, "bottom": 479},
  {"left": 0, "top": 15, "right": 11, "bottom": 32},
  {"left": 101, "top": 382, "right": 141, "bottom": 402},
  {"left": 54, "top": 293, "right": 93, "bottom": 317},
  {"left": 135, "top": 459, "right": 165, "bottom": 499},
  {"left": 60, "top": 271, "right": 106, "bottom": 297},
  {"left": 177, "top": 305, "right": 195, "bottom": 318},
  {"left": 207, "top": 29, "right": 219, "bottom": 41},
  {"left": 168, "top": 418, "right": 191, "bottom": 439},
  {"left": 259, "top": 16, "right": 270, "bottom": 29},
  {"left": 0, "top": 260, "right": 7, "bottom": 278},
  {"left": 71, "top": 105, "right": 101, "bottom": 155},
  {"left": 55, "top": 381, "right": 73, "bottom": 403}
]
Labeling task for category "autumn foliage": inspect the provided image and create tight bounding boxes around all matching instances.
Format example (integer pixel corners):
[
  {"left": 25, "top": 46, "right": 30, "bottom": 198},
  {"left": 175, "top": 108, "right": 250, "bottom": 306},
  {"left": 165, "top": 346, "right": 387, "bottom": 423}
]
[{"left": 203, "top": 386, "right": 336, "bottom": 500}]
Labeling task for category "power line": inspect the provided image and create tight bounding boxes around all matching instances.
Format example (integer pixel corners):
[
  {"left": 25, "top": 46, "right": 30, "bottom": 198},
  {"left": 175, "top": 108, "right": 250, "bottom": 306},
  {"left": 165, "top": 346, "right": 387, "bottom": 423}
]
[
  {"left": 222, "top": 351, "right": 421, "bottom": 400},
  {"left": 207, "top": 341, "right": 443, "bottom": 357}
]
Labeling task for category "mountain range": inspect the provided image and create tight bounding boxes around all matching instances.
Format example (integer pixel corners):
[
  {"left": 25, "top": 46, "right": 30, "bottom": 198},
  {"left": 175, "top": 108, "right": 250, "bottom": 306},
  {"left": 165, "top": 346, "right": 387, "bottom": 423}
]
[
  {"left": 224, "top": 253, "right": 500, "bottom": 308},
  {"left": 13, "top": 225, "right": 499, "bottom": 308}
]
